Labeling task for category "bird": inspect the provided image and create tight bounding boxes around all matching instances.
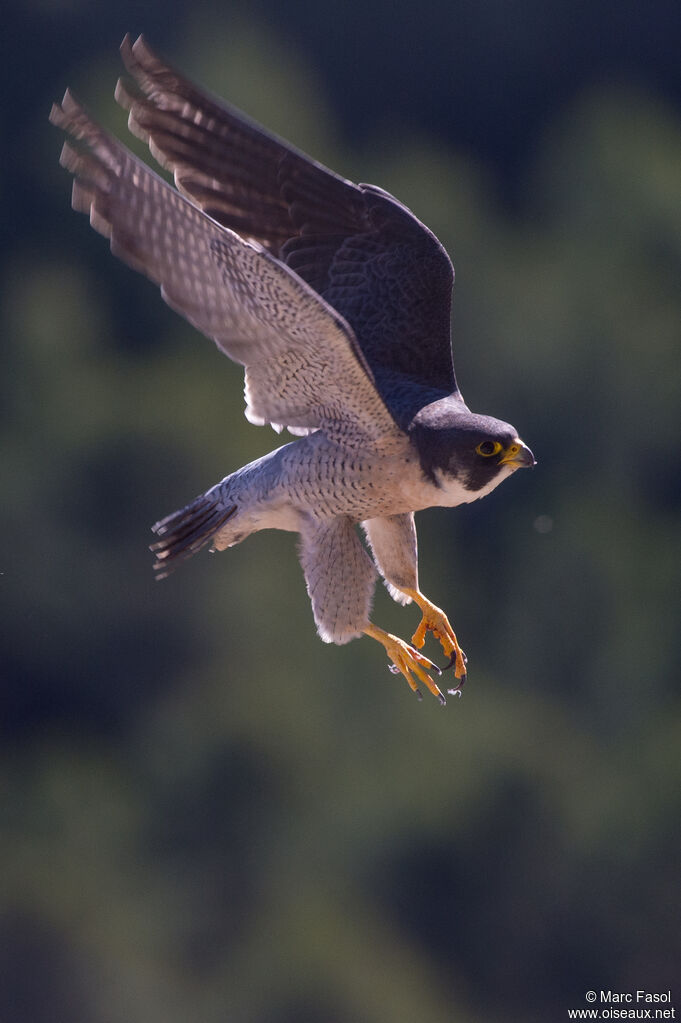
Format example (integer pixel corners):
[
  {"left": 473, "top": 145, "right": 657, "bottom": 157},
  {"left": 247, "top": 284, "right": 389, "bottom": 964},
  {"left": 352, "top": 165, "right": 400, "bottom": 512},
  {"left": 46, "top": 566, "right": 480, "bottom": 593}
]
[{"left": 50, "top": 34, "right": 535, "bottom": 705}]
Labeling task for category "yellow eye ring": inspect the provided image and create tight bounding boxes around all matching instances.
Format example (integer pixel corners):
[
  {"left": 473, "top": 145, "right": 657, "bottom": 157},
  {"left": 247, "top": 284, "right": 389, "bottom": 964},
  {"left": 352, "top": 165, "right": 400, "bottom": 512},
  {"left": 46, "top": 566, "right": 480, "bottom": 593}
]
[{"left": 476, "top": 440, "right": 503, "bottom": 457}]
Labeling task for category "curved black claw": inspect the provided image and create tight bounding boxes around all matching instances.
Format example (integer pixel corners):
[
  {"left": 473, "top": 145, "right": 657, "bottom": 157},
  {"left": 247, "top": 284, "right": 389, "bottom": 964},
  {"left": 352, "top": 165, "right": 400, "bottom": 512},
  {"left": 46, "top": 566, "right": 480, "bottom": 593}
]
[
  {"left": 437, "top": 691, "right": 447, "bottom": 707},
  {"left": 388, "top": 653, "right": 441, "bottom": 677},
  {"left": 443, "top": 649, "right": 468, "bottom": 672}
]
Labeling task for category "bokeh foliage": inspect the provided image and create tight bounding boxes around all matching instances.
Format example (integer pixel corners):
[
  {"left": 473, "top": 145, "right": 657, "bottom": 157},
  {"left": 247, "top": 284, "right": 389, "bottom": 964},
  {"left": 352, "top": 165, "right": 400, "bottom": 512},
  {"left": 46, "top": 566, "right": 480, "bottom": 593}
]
[{"left": 2, "top": 5, "right": 681, "bottom": 1022}]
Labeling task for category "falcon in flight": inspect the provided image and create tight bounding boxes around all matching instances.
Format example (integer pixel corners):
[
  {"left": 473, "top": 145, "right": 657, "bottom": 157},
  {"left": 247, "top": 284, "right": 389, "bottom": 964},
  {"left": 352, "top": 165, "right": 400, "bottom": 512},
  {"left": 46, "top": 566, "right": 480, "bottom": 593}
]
[{"left": 51, "top": 35, "right": 535, "bottom": 705}]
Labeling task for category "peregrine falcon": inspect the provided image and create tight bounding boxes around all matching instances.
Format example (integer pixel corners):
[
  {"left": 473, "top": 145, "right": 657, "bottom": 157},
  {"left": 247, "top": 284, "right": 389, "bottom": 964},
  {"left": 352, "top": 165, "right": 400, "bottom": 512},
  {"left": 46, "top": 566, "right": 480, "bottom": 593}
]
[{"left": 50, "top": 35, "right": 535, "bottom": 705}]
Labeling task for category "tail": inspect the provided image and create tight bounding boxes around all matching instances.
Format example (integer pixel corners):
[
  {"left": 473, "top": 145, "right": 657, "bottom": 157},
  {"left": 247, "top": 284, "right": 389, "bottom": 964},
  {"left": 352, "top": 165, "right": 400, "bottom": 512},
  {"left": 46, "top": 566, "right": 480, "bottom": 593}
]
[{"left": 150, "top": 491, "right": 236, "bottom": 578}]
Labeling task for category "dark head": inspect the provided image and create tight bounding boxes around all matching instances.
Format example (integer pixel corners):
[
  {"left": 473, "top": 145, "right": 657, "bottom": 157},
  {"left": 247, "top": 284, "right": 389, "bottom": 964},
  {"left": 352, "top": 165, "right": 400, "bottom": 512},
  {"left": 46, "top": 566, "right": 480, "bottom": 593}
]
[{"left": 409, "top": 395, "right": 535, "bottom": 497}]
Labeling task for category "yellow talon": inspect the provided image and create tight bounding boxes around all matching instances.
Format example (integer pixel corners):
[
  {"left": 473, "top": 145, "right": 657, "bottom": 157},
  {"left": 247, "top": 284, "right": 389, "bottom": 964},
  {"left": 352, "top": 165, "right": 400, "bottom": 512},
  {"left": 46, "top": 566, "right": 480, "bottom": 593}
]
[
  {"left": 403, "top": 588, "right": 468, "bottom": 687},
  {"left": 363, "top": 623, "right": 446, "bottom": 704}
]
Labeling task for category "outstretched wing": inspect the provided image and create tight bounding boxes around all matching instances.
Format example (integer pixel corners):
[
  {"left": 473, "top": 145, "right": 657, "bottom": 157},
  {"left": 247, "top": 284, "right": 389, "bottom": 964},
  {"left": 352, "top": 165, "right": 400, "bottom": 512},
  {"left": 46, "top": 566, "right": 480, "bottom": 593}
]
[
  {"left": 50, "top": 91, "right": 397, "bottom": 444},
  {"left": 116, "top": 35, "right": 460, "bottom": 419}
]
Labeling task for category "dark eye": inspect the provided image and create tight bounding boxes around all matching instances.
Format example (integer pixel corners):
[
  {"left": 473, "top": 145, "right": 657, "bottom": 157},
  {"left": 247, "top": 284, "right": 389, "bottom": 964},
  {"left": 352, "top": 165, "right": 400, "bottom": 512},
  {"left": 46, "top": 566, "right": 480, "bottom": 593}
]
[{"left": 476, "top": 440, "right": 503, "bottom": 457}]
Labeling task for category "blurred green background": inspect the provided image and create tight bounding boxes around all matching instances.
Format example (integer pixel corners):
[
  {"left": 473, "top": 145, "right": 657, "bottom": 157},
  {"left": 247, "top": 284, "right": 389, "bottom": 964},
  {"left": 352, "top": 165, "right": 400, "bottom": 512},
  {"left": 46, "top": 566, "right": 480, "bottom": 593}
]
[{"left": 2, "top": 1, "right": 681, "bottom": 1020}]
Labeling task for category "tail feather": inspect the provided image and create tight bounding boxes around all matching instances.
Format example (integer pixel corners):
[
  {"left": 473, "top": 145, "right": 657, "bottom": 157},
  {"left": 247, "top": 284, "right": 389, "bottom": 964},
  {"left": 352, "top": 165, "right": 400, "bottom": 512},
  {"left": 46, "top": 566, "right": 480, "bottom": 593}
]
[{"left": 150, "top": 492, "right": 236, "bottom": 578}]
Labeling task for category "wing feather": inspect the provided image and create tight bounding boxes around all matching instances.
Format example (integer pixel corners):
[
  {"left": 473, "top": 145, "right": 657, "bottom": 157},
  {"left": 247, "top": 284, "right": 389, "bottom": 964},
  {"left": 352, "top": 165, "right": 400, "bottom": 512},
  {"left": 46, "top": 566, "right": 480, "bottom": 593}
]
[
  {"left": 50, "top": 91, "right": 396, "bottom": 444},
  {"left": 116, "top": 35, "right": 460, "bottom": 412},
  {"left": 116, "top": 34, "right": 364, "bottom": 248}
]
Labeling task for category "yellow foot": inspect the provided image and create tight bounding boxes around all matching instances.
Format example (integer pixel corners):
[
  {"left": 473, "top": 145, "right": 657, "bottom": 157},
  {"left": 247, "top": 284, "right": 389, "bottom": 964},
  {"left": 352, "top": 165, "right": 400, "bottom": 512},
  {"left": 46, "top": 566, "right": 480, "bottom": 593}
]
[
  {"left": 404, "top": 589, "right": 468, "bottom": 693},
  {"left": 363, "top": 623, "right": 446, "bottom": 705}
]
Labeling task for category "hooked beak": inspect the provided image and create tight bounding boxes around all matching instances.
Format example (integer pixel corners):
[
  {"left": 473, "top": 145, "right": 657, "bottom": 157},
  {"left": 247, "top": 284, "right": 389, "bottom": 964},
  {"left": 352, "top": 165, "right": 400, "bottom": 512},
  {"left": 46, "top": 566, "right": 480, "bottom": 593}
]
[{"left": 499, "top": 439, "right": 536, "bottom": 469}]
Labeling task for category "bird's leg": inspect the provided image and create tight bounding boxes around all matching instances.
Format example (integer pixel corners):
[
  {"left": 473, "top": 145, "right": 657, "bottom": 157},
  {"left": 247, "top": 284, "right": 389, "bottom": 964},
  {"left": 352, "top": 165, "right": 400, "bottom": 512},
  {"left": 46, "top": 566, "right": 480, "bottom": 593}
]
[
  {"left": 363, "top": 623, "right": 446, "bottom": 705},
  {"left": 403, "top": 588, "right": 467, "bottom": 690}
]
